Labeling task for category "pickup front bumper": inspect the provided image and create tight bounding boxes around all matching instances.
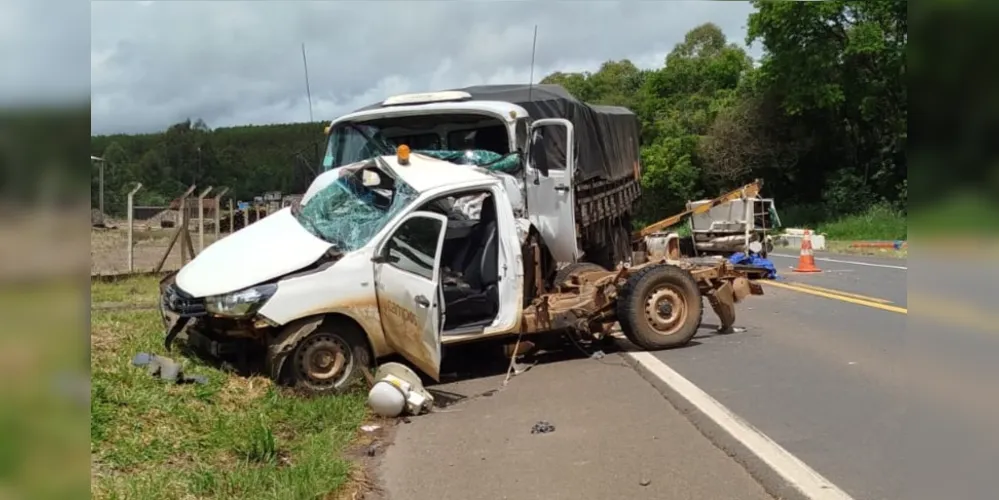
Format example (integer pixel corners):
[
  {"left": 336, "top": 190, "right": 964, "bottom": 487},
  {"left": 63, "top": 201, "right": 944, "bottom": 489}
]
[{"left": 158, "top": 273, "right": 261, "bottom": 357}]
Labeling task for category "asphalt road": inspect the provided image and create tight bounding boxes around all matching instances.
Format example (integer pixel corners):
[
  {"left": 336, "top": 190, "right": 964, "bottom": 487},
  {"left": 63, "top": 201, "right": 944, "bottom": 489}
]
[
  {"left": 378, "top": 350, "right": 772, "bottom": 500},
  {"left": 657, "top": 252, "right": 999, "bottom": 500}
]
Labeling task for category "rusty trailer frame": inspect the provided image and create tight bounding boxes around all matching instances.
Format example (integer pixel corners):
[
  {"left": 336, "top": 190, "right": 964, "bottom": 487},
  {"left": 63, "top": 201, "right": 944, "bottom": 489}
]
[{"left": 519, "top": 256, "right": 763, "bottom": 343}]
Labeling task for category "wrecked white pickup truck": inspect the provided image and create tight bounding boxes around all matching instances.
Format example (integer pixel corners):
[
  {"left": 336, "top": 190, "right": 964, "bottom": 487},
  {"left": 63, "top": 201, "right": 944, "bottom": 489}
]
[
  {"left": 160, "top": 147, "right": 760, "bottom": 395},
  {"left": 160, "top": 86, "right": 761, "bottom": 395}
]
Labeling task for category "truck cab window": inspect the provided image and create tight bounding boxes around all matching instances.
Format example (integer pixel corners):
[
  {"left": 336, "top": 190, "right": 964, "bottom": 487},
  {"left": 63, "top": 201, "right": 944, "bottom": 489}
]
[
  {"left": 323, "top": 123, "right": 394, "bottom": 170},
  {"left": 382, "top": 216, "right": 443, "bottom": 280}
]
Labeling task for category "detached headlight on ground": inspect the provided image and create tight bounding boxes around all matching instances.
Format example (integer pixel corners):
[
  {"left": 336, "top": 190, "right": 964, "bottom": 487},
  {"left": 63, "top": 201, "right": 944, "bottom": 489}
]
[{"left": 205, "top": 283, "right": 278, "bottom": 318}]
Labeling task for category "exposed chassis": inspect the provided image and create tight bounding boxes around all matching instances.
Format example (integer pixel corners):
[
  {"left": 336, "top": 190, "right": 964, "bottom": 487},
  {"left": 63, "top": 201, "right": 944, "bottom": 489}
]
[{"left": 520, "top": 257, "right": 763, "bottom": 341}]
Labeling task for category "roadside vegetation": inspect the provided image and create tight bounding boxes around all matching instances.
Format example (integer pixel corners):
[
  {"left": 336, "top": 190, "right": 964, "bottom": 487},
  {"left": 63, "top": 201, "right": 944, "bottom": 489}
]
[
  {"left": 818, "top": 204, "right": 907, "bottom": 242},
  {"left": 90, "top": 276, "right": 369, "bottom": 500}
]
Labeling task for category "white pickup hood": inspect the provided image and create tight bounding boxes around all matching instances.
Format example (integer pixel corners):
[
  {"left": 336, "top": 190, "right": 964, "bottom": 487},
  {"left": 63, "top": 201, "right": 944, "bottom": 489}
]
[{"left": 175, "top": 208, "right": 333, "bottom": 298}]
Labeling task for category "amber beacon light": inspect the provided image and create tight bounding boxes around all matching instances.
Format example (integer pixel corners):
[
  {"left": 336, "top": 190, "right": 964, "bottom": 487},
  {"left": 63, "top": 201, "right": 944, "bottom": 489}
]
[{"left": 397, "top": 144, "right": 411, "bottom": 165}]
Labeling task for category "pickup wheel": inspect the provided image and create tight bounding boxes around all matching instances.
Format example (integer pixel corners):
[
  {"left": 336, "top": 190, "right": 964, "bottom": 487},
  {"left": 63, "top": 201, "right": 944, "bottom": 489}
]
[
  {"left": 289, "top": 325, "right": 371, "bottom": 395},
  {"left": 617, "top": 264, "right": 703, "bottom": 350}
]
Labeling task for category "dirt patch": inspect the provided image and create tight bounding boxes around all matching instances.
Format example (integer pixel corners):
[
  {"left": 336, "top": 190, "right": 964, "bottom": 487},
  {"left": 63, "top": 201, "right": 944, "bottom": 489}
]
[{"left": 91, "top": 227, "right": 226, "bottom": 276}]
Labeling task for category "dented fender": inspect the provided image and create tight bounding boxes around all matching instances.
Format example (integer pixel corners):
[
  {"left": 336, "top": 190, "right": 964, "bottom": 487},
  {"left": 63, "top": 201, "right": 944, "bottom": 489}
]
[{"left": 265, "top": 316, "right": 324, "bottom": 381}]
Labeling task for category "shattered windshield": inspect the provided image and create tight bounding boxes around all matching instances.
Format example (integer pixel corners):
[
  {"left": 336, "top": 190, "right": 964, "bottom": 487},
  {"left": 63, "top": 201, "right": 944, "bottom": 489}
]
[
  {"left": 294, "top": 162, "right": 417, "bottom": 251},
  {"left": 322, "top": 120, "right": 520, "bottom": 173},
  {"left": 413, "top": 149, "right": 521, "bottom": 174}
]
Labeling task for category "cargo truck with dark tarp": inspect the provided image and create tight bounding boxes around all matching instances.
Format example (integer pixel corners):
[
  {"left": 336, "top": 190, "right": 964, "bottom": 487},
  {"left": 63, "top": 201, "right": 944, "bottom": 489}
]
[{"left": 325, "top": 84, "right": 643, "bottom": 279}]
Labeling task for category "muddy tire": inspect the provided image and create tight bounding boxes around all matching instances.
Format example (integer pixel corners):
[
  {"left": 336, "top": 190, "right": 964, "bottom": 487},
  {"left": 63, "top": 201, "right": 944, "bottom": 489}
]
[
  {"left": 616, "top": 264, "right": 703, "bottom": 350},
  {"left": 289, "top": 325, "right": 371, "bottom": 395},
  {"left": 553, "top": 262, "right": 607, "bottom": 290}
]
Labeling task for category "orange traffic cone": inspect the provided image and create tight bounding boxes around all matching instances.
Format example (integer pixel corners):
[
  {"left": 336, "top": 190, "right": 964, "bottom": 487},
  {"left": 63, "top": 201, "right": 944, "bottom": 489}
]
[{"left": 793, "top": 230, "right": 822, "bottom": 273}]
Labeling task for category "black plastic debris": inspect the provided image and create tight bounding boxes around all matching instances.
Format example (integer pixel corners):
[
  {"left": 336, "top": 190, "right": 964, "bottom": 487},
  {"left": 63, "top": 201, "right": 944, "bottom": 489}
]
[
  {"left": 530, "top": 421, "right": 556, "bottom": 434},
  {"left": 131, "top": 352, "right": 208, "bottom": 385}
]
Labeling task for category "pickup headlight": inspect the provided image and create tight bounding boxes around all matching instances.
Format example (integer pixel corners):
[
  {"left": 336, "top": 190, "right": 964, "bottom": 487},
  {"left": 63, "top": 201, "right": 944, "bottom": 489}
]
[{"left": 205, "top": 284, "right": 278, "bottom": 318}]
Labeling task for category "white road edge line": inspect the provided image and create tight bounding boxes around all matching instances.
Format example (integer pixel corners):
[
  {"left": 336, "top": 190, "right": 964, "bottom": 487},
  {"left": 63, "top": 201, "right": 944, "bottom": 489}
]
[
  {"left": 769, "top": 253, "right": 908, "bottom": 270},
  {"left": 625, "top": 352, "right": 855, "bottom": 500}
]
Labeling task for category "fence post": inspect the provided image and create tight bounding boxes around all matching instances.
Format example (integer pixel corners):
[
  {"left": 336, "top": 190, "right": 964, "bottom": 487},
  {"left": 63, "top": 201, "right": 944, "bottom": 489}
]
[
  {"left": 213, "top": 187, "right": 229, "bottom": 244},
  {"left": 126, "top": 182, "right": 143, "bottom": 273},
  {"left": 228, "top": 199, "right": 235, "bottom": 234},
  {"left": 197, "top": 186, "right": 213, "bottom": 253},
  {"left": 178, "top": 185, "right": 197, "bottom": 265}
]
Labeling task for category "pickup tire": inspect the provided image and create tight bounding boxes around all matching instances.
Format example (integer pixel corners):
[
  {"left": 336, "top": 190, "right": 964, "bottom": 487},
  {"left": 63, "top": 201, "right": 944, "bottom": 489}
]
[
  {"left": 289, "top": 325, "right": 371, "bottom": 395},
  {"left": 617, "top": 264, "right": 703, "bottom": 350}
]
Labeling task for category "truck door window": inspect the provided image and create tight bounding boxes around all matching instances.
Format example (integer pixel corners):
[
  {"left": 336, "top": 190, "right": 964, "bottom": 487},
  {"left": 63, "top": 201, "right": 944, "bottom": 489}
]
[{"left": 381, "top": 216, "right": 444, "bottom": 280}]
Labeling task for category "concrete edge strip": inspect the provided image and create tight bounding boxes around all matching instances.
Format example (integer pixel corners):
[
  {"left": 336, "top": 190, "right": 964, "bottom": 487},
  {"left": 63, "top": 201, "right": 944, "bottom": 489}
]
[{"left": 623, "top": 351, "right": 855, "bottom": 500}]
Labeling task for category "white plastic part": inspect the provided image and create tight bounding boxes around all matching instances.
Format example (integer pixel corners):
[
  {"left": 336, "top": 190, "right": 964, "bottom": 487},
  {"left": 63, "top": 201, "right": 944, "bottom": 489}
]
[
  {"left": 367, "top": 362, "right": 435, "bottom": 417},
  {"left": 382, "top": 91, "right": 472, "bottom": 106},
  {"left": 368, "top": 380, "right": 408, "bottom": 417},
  {"left": 748, "top": 241, "right": 763, "bottom": 254}
]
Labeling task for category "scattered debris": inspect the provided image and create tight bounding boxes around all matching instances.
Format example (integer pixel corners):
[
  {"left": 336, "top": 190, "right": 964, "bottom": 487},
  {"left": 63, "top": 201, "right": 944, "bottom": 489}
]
[
  {"left": 365, "top": 442, "right": 384, "bottom": 457},
  {"left": 717, "top": 326, "right": 747, "bottom": 334},
  {"left": 639, "top": 478, "right": 652, "bottom": 487},
  {"left": 590, "top": 350, "right": 606, "bottom": 360},
  {"left": 530, "top": 421, "right": 556, "bottom": 434},
  {"left": 131, "top": 352, "right": 207, "bottom": 384},
  {"left": 360, "top": 425, "right": 381, "bottom": 433}
]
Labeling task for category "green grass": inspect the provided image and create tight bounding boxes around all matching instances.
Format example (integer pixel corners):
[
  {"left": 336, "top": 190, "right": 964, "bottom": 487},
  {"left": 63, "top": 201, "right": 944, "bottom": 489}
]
[
  {"left": 90, "top": 280, "right": 369, "bottom": 500},
  {"left": 817, "top": 203, "right": 907, "bottom": 241},
  {"left": 91, "top": 275, "right": 163, "bottom": 304}
]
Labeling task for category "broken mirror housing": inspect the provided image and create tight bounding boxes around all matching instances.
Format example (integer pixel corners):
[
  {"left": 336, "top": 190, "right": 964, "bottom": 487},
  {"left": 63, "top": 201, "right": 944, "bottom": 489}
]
[{"left": 205, "top": 283, "right": 278, "bottom": 318}]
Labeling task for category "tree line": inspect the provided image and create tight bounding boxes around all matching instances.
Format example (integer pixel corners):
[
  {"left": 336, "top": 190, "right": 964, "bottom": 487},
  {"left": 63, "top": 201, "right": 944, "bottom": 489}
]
[{"left": 91, "top": 0, "right": 906, "bottom": 230}]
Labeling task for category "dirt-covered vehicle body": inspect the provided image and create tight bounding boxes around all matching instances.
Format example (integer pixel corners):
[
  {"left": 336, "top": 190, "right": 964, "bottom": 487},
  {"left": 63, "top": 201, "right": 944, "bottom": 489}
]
[{"left": 160, "top": 147, "right": 761, "bottom": 394}]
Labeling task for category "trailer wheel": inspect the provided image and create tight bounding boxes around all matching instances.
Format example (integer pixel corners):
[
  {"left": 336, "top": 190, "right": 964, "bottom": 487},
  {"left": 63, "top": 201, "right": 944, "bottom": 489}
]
[
  {"left": 617, "top": 264, "right": 703, "bottom": 350},
  {"left": 289, "top": 325, "right": 371, "bottom": 395},
  {"left": 553, "top": 262, "right": 607, "bottom": 290}
]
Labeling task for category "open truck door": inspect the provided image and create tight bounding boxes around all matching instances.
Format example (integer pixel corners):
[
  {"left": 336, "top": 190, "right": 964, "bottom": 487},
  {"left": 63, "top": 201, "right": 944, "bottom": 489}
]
[
  {"left": 373, "top": 211, "right": 449, "bottom": 380},
  {"left": 526, "top": 118, "right": 579, "bottom": 263}
]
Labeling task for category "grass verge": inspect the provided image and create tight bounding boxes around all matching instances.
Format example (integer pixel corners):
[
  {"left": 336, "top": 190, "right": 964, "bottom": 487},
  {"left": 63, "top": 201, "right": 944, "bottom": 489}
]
[{"left": 91, "top": 276, "right": 369, "bottom": 500}]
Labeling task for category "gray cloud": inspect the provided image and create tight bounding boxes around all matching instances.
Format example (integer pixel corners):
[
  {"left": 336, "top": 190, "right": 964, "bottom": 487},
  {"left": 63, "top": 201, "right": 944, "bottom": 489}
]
[{"left": 90, "top": 0, "right": 757, "bottom": 135}]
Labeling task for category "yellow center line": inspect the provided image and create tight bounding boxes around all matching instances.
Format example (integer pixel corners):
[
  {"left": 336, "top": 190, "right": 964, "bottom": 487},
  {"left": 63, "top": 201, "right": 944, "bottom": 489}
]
[
  {"left": 761, "top": 280, "right": 908, "bottom": 314},
  {"left": 777, "top": 281, "right": 894, "bottom": 304}
]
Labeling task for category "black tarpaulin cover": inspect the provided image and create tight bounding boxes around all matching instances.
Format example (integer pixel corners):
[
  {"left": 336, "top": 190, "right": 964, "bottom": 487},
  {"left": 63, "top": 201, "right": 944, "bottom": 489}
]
[{"left": 354, "top": 84, "right": 641, "bottom": 183}]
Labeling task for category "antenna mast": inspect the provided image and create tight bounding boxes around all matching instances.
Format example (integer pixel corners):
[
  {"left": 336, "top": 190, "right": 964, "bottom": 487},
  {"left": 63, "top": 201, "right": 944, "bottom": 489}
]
[
  {"left": 301, "top": 42, "right": 314, "bottom": 122},
  {"left": 528, "top": 25, "right": 538, "bottom": 101}
]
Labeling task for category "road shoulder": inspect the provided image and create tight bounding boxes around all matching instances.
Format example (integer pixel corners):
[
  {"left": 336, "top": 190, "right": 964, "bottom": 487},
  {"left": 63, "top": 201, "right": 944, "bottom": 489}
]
[{"left": 376, "top": 354, "right": 773, "bottom": 500}]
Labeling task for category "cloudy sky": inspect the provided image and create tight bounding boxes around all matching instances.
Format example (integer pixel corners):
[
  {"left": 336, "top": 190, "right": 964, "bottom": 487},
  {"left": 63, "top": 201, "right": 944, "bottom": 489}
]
[{"left": 89, "top": 1, "right": 758, "bottom": 136}]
